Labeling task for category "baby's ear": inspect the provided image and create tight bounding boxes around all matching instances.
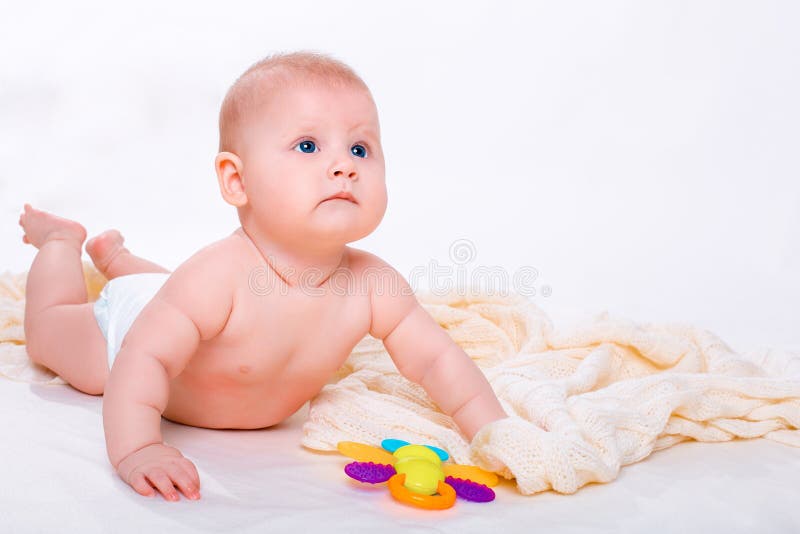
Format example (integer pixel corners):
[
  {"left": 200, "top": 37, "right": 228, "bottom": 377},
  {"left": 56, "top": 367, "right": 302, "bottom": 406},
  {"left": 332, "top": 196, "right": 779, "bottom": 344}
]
[{"left": 215, "top": 152, "right": 248, "bottom": 207}]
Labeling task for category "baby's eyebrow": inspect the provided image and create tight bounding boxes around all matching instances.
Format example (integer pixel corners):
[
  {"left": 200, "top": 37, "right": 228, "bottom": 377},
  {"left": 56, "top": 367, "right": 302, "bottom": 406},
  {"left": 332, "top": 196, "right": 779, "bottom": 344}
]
[
  {"left": 348, "top": 123, "right": 380, "bottom": 142},
  {"left": 284, "top": 123, "right": 379, "bottom": 142},
  {"left": 355, "top": 128, "right": 379, "bottom": 142}
]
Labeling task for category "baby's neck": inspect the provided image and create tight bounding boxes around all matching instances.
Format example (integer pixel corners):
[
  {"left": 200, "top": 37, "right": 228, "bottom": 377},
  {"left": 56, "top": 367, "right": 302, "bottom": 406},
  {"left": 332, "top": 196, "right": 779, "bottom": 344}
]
[{"left": 235, "top": 226, "right": 347, "bottom": 289}]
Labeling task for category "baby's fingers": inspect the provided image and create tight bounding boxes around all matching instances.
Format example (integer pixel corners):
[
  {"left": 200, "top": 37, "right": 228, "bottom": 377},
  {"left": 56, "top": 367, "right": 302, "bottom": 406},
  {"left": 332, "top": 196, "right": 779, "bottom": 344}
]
[
  {"left": 146, "top": 468, "right": 182, "bottom": 502},
  {"left": 165, "top": 462, "right": 201, "bottom": 500},
  {"left": 129, "top": 471, "right": 156, "bottom": 498},
  {"left": 176, "top": 457, "right": 201, "bottom": 490}
]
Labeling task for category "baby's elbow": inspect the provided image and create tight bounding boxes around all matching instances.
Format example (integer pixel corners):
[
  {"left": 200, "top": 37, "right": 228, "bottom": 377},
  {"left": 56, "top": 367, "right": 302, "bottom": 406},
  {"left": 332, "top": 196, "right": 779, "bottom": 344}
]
[
  {"left": 394, "top": 354, "right": 425, "bottom": 385},
  {"left": 419, "top": 347, "right": 458, "bottom": 387},
  {"left": 106, "top": 344, "right": 172, "bottom": 413}
]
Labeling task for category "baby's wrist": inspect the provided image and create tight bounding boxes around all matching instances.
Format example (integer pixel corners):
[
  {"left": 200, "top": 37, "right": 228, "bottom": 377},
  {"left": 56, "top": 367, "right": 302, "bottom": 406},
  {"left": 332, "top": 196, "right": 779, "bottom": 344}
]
[{"left": 453, "top": 391, "right": 508, "bottom": 441}]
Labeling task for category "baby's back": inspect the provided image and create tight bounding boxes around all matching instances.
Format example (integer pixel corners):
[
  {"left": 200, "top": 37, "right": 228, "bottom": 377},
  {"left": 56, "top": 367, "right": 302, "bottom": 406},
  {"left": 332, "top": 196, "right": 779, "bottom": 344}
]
[{"left": 161, "top": 228, "right": 373, "bottom": 429}]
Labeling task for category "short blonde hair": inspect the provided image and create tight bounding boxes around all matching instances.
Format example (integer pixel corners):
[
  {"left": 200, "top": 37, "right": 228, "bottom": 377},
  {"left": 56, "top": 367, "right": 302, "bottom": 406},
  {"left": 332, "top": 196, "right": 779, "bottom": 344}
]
[{"left": 218, "top": 50, "right": 371, "bottom": 152}]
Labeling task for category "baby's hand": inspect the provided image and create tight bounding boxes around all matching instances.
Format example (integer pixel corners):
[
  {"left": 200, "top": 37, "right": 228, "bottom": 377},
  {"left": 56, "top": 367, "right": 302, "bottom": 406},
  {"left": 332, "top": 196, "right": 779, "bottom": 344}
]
[{"left": 115, "top": 443, "right": 201, "bottom": 501}]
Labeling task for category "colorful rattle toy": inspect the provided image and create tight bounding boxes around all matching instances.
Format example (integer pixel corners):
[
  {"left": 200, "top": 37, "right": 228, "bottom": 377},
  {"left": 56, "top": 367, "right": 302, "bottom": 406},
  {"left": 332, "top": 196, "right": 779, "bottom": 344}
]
[{"left": 336, "top": 438, "right": 498, "bottom": 510}]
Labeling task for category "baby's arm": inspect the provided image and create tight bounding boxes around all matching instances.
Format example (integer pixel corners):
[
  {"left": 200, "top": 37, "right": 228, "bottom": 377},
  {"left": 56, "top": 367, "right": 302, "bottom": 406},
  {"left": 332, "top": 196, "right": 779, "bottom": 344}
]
[
  {"left": 366, "top": 256, "right": 508, "bottom": 441},
  {"left": 102, "top": 244, "right": 234, "bottom": 500}
]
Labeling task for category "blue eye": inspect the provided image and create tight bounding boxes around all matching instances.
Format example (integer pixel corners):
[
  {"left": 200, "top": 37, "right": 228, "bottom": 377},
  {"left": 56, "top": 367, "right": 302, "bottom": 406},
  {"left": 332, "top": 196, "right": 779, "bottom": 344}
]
[
  {"left": 351, "top": 144, "right": 368, "bottom": 158},
  {"left": 294, "top": 140, "right": 317, "bottom": 154}
]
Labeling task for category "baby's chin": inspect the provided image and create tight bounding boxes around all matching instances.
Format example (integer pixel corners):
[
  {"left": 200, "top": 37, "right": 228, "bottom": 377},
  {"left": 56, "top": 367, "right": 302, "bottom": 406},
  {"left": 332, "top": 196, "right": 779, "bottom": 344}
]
[
  {"left": 307, "top": 213, "right": 377, "bottom": 244},
  {"left": 310, "top": 224, "right": 373, "bottom": 244}
]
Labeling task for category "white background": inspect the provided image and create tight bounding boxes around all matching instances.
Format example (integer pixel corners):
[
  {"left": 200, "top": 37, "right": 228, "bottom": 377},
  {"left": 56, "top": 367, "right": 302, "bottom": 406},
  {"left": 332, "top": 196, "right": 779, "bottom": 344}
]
[{"left": 1, "top": 1, "right": 798, "bottom": 353}]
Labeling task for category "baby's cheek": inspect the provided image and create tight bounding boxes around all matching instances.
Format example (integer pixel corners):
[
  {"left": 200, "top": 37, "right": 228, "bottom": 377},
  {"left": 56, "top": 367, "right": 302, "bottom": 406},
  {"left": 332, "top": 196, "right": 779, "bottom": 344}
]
[{"left": 371, "top": 186, "right": 389, "bottom": 217}]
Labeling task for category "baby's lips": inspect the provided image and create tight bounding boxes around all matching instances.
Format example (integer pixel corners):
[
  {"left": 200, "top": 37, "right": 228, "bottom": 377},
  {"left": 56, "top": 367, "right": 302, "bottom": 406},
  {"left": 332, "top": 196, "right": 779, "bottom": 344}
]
[{"left": 322, "top": 191, "right": 358, "bottom": 204}]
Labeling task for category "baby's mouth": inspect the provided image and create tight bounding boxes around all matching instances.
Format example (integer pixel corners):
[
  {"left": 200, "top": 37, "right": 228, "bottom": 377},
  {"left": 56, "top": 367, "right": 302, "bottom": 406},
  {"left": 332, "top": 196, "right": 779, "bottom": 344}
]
[{"left": 321, "top": 191, "right": 358, "bottom": 204}]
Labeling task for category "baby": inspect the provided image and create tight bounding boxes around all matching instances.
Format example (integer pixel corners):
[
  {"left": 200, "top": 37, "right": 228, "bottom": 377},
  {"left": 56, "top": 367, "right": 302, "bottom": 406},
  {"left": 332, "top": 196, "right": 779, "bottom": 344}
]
[{"left": 18, "top": 51, "right": 508, "bottom": 502}]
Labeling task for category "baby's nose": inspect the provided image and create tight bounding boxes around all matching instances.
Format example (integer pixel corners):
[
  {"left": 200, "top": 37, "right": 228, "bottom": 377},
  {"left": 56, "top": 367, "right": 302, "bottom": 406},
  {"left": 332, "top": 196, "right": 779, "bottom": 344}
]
[
  {"left": 329, "top": 159, "right": 358, "bottom": 180},
  {"left": 332, "top": 168, "right": 357, "bottom": 179}
]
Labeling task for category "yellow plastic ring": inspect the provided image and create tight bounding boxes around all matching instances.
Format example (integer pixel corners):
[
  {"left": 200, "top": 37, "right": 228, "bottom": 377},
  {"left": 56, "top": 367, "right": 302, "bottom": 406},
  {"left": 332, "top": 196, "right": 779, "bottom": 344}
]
[{"left": 387, "top": 473, "right": 456, "bottom": 510}]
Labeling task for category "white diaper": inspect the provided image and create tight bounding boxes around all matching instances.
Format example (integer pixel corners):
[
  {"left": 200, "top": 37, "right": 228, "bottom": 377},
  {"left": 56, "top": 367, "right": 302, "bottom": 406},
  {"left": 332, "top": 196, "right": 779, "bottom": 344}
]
[{"left": 92, "top": 272, "right": 170, "bottom": 370}]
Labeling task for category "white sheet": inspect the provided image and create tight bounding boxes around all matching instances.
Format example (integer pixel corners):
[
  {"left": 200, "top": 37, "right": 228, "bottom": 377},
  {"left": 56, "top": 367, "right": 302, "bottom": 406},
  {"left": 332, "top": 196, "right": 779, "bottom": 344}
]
[{"left": 1, "top": 379, "right": 798, "bottom": 533}]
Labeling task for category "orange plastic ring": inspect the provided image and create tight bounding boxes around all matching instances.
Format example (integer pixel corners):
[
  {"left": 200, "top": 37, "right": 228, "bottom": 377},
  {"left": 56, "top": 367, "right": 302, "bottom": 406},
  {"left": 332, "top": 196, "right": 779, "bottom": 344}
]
[{"left": 387, "top": 473, "right": 456, "bottom": 510}]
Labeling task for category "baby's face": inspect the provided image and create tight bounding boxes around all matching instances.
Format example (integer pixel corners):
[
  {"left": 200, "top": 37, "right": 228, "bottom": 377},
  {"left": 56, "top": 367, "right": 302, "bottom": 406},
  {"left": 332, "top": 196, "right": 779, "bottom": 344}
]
[{"left": 236, "top": 83, "right": 387, "bottom": 246}]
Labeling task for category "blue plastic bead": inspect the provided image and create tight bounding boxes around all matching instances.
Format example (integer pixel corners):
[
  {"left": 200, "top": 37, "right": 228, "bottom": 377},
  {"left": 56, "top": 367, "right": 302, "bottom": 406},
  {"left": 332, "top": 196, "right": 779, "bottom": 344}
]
[
  {"left": 381, "top": 438, "right": 410, "bottom": 452},
  {"left": 424, "top": 445, "right": 449, "bottom": 461}
]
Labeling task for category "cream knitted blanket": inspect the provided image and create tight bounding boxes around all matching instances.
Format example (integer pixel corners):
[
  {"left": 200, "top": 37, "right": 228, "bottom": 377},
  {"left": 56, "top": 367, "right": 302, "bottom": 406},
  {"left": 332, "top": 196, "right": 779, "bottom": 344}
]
[
  {"left": 300, "top": 290, "right": 800, "bottom": 495},
  {"left": 2, "top": 264, "right": 799, "bottom": 495}
]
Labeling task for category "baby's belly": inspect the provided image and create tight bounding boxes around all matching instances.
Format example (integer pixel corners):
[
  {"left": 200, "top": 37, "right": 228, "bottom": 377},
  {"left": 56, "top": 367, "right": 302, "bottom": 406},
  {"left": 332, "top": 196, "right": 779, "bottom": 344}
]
[
  {"left": 161, "top": 347, "right": 340, "bottom": 429},
  {"left": 162, "top": 380, "right": 301, "bottom": 429}
]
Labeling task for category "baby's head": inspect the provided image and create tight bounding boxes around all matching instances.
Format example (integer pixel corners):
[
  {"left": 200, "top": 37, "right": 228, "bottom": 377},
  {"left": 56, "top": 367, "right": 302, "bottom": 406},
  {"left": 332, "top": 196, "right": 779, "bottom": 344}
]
[{"left": 215, "top": 51, "right": 387, "bottom": 249}]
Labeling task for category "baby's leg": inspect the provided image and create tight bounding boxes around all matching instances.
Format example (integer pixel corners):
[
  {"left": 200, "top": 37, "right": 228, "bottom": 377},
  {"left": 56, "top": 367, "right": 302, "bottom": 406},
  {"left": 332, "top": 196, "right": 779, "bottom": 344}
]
[
  {"left": 86, "top": 229, "right": 170, "bottom": 280},
  {"left": 18, "top": 204, "right": 110, "bottom": 395}
]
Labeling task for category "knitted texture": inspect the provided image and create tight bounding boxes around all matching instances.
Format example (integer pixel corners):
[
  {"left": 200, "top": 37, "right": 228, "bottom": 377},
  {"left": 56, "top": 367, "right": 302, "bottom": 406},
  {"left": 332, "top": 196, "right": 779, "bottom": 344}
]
[
  {"left": 2, "top": 265, "right": 798, "bottom": 495},
  {"left": 299, "top": 289, "right": 800, "bottom": 495}
]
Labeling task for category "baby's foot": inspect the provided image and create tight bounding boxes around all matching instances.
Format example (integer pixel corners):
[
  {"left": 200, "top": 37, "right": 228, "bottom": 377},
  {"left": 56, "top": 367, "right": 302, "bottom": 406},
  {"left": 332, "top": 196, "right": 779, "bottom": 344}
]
[
  {"left": 18, "top": 204, "right": 87, "bottom": 249},
  {"left": 86, "top": 229, "right": 129, "bottom": 273}
]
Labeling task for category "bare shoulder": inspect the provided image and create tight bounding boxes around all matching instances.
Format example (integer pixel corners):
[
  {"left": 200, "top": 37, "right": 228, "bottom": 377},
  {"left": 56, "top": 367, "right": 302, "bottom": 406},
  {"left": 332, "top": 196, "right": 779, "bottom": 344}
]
[
  {"left": 170, "top": 233, "right": 241, "bottom": 280},
  {"left": 345, "top": 247, "right": 419, "bottom": 340},
  {"left": 344, "top": 246, "right": 403, "bottom": 291},
  {"left": 343, "top": 246, "right": 385, "bottom": 274},
  {"left": 156, "top": 233, "right": 240, "bottom": 340}
]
